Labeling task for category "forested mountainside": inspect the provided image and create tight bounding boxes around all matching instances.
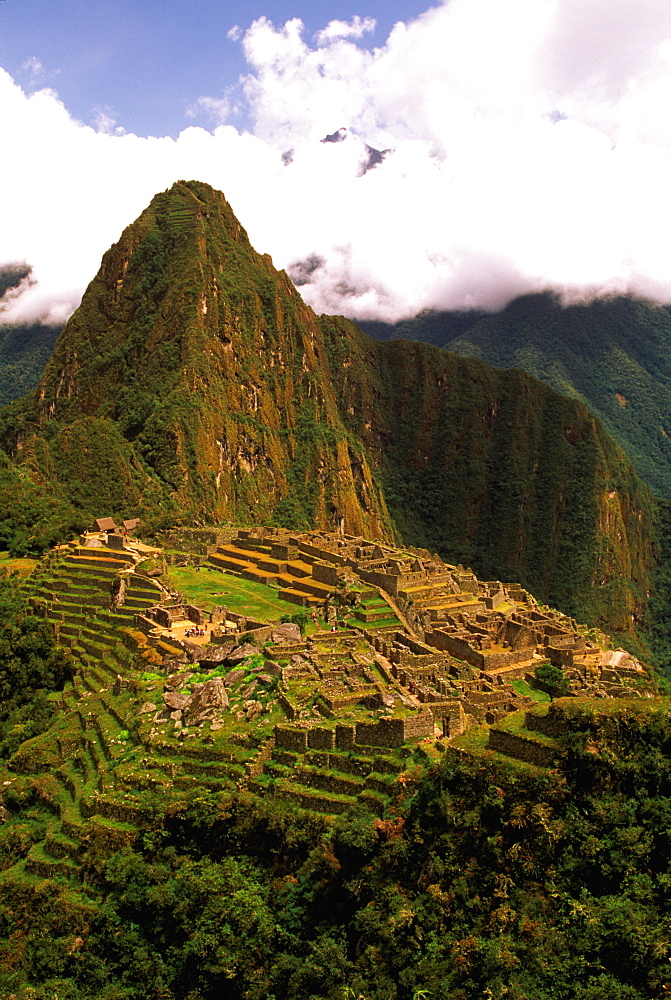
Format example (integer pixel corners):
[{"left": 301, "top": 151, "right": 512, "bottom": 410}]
[
  {"left": 0, "top": 324, "right": 62, "bottom": 407},
  {"left": 358, "top": 294, "right": 671, "bottom": 498},
  {"left": 0, "top": 557, "right": 669, "bottom": 1000},
  {"left": 0, "top": 180, "right": 662, "bottom": 641}
]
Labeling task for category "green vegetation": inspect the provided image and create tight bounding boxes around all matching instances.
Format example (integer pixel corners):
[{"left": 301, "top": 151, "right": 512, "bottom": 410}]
[
  {"left": 323, "top": 320, "right": 659, "bottom": 643},
  {"left": 0, "top": 182, "right": 666, "bottom": 999},
  {"left": 167, "top": 564, "right": 302, "bottom": 619},
  {"left": 535, "top": 661, "right": 570, "bottom": 700},
  {"left": 510, "top": 677, "right": 551, "bottom": 703},
  {"left": 0, "top": 453, "right": 87, "bottom": 556},
  {"left": 0, "top": 323, "right": 62, "bottom": 406},
  {"left": 0, "top": 180, "right": 664, "bottom": 654},
  {"left": 1, "top": 701, "right": 668, "bottom": 999},
  {"left": 0, "top": 551, "right": 38, "bottom": 578},
  {"left": 361, "top": 293, "right": 671, "bottom": 497},
  {"left": 0, "top": 572, "right": 70, "bottom": 759}
]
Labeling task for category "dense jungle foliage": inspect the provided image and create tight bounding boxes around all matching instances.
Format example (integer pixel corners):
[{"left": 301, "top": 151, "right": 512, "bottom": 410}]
[
  {"left": 359, "top": 294, "right": 671, "bottom": 498},
  {"left": 0, "top": 324, "right": 62, "bottom": 408},
  {"left": 0, "top": 572, "right": 70, "bottom": 759},
  {"left": 0, "top": 698, "right": 669, "bottom": 1000}
]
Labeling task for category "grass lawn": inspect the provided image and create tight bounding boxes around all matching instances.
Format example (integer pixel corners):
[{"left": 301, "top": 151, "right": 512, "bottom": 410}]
[
  {"left": 451, "top": 723, "right": 491, "bottom": 754},
  {"left": 551, "top": 695, "right": 670, "bottom": 718},
  {"left": 166, "top": 565, "right": 303, "bottom": 621},
  {"left": 510, "top": 678, "right": 550, "bottom": 703},
  {"left": 361, "top": 617, "right": 401, "bottom": 629},
  {"left": 0, "top": 552, "right": 39, "bottom": 578}
]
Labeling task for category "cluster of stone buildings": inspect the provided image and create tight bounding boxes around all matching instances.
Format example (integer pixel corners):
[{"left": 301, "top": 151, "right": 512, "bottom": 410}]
[{"left": 129, "top": 526, "right": 650, "bottom": 754}]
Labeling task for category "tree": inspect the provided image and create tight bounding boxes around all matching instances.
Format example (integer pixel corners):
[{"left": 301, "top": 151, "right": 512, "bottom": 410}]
[
  {"left": 535, "top": 661, "right": 570, "bottom": 700},
  {"left": 0, "top": 571, "right": 70, "bottom": 706}
]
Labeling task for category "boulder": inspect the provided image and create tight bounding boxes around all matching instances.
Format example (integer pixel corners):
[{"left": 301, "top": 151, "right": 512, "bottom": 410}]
[
  {"left": 137, "top": 702, "right": 157, "bottom": 715},
  {"left": 184, "top": 678, "right": 229, "bottom": 725},
  {"left": 165, "top": 671, "right": 193, "bottom": 690},
  {"left": 226, "top": 643, "right": 260, "bottom": 665},
  {"left": 224, "top": 668, "right": 246, "bottom": 687},
  {"left": 256, "top": 673, "right": 274, "bottom": 685},
  {"left": 163, "top": 691, "right": 189, "bottom": 711},
  {"left": 263, "top": 660, "right": 281, "bottom": 676},
  {"left": 271, "top": 623, "right": 302, "bottom": 643},
  {"left": 197, "top": 642, "right": 236, "bottom": 670}
]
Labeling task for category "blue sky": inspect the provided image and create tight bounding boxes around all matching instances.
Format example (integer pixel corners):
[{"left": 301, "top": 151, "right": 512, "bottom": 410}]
[
  {"left": 0, "top": 0, "right": 432, "bottom": 137},
  {"left": 1, "top": 0, "right": 670, "bottom": 325}
]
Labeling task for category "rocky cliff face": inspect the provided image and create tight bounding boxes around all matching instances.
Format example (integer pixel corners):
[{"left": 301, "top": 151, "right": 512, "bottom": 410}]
[
  {"left": 2, "top": 181, "right": 659, "bottom": 635},
  {"left": 16, "top": 181, "right": 392, "bottom": 539},
  {"left": 319, "top": 317, "right": 657, "bottom": 632}
]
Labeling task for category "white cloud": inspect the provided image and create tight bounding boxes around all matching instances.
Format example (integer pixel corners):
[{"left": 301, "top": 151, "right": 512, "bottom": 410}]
[
  {"left": 187, "top": 95, "right": 232, "bottom": 125},
  {"left": 1, "top": 0, "right": 671, "bottom": 325},
  {"left": 21, "top": 56, "right": 45, "bottom": 79},
  {"left": 315, "top": 16, "right": 376, "bottom": 44},
  {"left": 90, "top": 105, "right": 126, "bottom": 135}
]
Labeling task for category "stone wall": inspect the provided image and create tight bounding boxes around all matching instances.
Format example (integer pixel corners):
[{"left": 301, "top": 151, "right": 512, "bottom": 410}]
[
  {"left": 487, "top": 729, "right": 558, "bottom": 767},
  {"left": 525, "top": 707, "right": 569, "bottom": 737},
  {"left": 274, "top": 725, "right": 308, "bottom": 752},
  {"left": 335, "top": 724, "right": 356, "bottom": 750},
  {"left": 308, "top": 726, "right": 336, "bottom": 750},
  {"left": 277, "top": 692, "right": 298, "bottom": 721},
  {"left": 354, "top": 712, "right": 433, "bottom": 747},
  {"left": 357, "top": 568, "right": 399, "bottom": 597},
  {"left": 356, "top": 718, "right": 405, "bottom": 748},
  {"left": 158, "top": 527, "right": 237, "bottom": 553},
  {"left": 402, "top": 711, "right": 435, "bottom": 740},
  {"left": 299, "top": 541, "right": 347, "bottom": 566},
  {"left": 427, "top": 629, "right": 532, "bottom": 671},
  {"left": 425, "top": 700, "right": 465, "bottom": 735},
  {"left": 312, "top": 562, "right": 341, "bottom": 586},
  {"left": 276, "top": 787, "right": 351, "bottom": 814},
  {"left": 271, "top": 542, "right": 299, "bottom": 560}
]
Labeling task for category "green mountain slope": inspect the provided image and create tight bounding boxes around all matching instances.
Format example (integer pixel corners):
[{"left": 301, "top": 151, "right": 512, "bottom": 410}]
[
  {"left": 0, "top": 324, "right": 62, "bottom": 406},
  {"left": 0, "top": 181, "right": 661, "bottom": 639},
  {"left": 359, "top": 293, "right": 671, "bottom": 497}
]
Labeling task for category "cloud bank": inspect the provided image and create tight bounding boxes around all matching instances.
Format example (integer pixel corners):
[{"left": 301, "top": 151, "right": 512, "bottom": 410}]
[{"left": 1, "top": 0, "right": 671, "bottom": 324}]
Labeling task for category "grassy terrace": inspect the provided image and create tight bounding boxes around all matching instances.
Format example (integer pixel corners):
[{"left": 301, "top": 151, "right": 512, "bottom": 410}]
[
  {"left": 449, "top": 720, "right": 551, "bottom": 776},
  {"left": 0, "top": 551, "right": 39, "bottom": 578},
  {"left": 166, "top": 564, "right": 303, "bottom": 621},
  {"left": 510, "top": 678, "right": 550, "bottom": 703}
]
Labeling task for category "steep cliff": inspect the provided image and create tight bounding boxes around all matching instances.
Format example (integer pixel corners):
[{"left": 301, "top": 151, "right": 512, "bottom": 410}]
[
  {"left": 320, "top": 317, "right": 657, "bottom": 632},
  {"left": 0, "top": 181, "right": 660, "bottom": 636},
  {"left": 360, "top": 293, "right": 671, "bottom": 497}
]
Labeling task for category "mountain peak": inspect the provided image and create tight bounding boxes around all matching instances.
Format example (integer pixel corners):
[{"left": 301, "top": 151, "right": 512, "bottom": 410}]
[{"left": 1, "top": 182, "right": 658, "bottom": 639}]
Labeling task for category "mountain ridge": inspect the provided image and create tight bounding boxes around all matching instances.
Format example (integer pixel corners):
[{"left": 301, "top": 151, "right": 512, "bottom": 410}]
[
  {"left": 358, "top": 293, "right": 671, "bottom": 497},
  {"left": 0, "top": 180, "right": 661, "bottom": 641}
]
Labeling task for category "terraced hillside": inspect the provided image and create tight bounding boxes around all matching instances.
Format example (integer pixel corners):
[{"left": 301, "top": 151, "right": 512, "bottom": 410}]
[{"left": 0, "top": 523, "right": 659, "bottom": 910}]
